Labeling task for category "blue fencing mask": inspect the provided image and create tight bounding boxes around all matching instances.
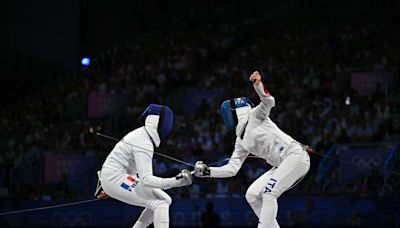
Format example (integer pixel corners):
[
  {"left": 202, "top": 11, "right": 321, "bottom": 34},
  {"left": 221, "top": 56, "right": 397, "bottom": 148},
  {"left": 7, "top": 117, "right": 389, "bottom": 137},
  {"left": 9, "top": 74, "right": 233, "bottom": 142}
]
[
  {"left": 220, "top": 97, "right": 251, "bottom": 136},
  {"left": 139, "top": 104, "right": 174, "bottom": 140}
]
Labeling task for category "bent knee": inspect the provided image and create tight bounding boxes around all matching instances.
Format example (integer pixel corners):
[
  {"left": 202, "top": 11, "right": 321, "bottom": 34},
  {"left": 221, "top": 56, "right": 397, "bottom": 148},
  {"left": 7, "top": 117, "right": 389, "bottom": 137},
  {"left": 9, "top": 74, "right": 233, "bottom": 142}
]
[
  {"left": 157, "top": 201, "right": 170, "bottom": 209},
  {"left": 147, "top": 200, "right": 170, "bottom": 211},
  {"left": 152, "top": 189, "right": 172, "bottom": 205},
  {"left": 147, "top": 190, "right": 172, "bottom": 210},
  {"left": 163, "top": 195, "right": 172, "bottom": 205},
  {"left": 245, "top": 188, "right": 260, "bottom": 203},
  {"left": 262, "top": 192, "right": 278, "bottom": 202}
]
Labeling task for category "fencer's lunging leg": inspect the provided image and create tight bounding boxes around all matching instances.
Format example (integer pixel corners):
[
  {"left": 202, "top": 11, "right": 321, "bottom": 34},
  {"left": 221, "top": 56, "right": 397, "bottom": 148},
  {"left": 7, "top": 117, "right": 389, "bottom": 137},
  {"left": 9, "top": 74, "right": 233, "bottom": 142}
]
[
  {"left": 132, "top": 208, "right": 154, "bottom": 228},
  {"left": 247, "top": 194, "right": 279, "bottom": 228},
  {"left": 257, "top": 147, "right": 310, "bottom": 228},
  {"left": 246, "top": 194, "right": 263, "bottom": 217},
  {"left": 153, "top": 202, "right": 170, "bottom": 228},
  {"left": 258, "top": 194, "right": 279, "bottom": 228},
  {"left": 246, "top": 183, "right": 264, "bottom": 218},
  {"left": 246, "top": 169, "right": 275, "bottom": 218},
  {"left": 246, "top": 169, "right": 280, "bottom": 227}
]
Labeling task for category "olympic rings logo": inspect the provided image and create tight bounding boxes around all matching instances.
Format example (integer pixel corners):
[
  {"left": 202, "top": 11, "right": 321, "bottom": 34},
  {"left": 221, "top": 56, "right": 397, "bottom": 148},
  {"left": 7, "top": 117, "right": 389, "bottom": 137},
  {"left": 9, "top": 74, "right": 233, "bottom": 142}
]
[{"left": 351, "top": 155, "right": 382, "bottom": 169}]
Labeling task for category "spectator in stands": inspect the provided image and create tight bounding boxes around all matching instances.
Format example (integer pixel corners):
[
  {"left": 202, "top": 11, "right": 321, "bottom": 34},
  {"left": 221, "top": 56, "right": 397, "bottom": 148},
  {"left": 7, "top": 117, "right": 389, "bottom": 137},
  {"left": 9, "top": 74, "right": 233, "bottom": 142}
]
[{"left": 1, "top": 14, "right": 399, "bottom": 203}]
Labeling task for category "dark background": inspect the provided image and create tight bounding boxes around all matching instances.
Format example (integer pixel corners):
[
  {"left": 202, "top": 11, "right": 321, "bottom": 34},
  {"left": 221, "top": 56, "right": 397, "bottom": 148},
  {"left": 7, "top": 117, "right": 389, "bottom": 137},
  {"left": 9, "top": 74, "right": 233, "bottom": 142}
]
[{"left": 1, "top": 0, "right": 400, "bottom": 227}]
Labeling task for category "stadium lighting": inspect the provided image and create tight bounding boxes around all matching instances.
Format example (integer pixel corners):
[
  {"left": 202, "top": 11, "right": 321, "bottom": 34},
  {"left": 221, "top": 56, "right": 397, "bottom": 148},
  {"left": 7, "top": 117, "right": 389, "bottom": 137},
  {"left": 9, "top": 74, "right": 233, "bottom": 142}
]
[
  {"left": 81, "top": 57, "right": 91, "bottom": 66},
  {"left": 345, "top": 96, "right": 351, "bottom": 105}
]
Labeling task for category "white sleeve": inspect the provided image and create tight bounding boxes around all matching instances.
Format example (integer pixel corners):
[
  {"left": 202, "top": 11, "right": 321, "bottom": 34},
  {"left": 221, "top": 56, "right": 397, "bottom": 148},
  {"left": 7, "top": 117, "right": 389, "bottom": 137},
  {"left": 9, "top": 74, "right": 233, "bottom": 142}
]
[
  {"left": 252, "top": 81, "right": 275, "bottom": 119},
  {"left": 209, "top": 138, "right": 249, "bottom": 178},
  {"left": 134, "top": 151, "right": 179, "bottom": 190}
]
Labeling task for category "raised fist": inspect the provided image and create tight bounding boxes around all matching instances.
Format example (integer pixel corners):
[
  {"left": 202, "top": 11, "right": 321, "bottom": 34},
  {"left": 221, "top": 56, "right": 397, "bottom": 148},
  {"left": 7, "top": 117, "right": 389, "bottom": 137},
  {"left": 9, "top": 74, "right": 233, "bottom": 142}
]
[{"left": 249, "top": 71, "right": 262, "bottom": 86}]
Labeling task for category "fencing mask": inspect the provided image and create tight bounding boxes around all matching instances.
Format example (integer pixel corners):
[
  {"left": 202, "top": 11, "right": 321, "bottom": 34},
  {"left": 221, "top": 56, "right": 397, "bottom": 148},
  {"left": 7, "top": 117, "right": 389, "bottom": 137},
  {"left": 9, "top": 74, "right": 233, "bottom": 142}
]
[
  {"left": 220, "top": 97, "right": 251, "bottom": 136},
  {"left": 139, "top": 104, "right": 174, "bottom": 146}
]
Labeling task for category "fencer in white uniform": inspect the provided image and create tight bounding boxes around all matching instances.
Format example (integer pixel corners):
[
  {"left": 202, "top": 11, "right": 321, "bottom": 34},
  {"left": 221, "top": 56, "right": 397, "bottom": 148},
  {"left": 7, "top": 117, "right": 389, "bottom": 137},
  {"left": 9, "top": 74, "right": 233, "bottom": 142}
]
[
  {"left": 194, "top": 71, "right": 310, "bottom": 228},
  {"left": 97, "top": 104, "right": 192, "bottom": 228}
]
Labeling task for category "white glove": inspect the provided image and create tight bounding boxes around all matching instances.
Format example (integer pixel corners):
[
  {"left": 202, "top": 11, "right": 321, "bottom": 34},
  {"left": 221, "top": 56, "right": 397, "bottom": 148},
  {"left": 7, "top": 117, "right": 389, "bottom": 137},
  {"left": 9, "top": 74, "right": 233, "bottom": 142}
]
[
  {"left": 194, "top": 161, "right": 210, "bottom": 178},
  {"left": 174, "top": 169, "right": 193, "bottom": 187}
]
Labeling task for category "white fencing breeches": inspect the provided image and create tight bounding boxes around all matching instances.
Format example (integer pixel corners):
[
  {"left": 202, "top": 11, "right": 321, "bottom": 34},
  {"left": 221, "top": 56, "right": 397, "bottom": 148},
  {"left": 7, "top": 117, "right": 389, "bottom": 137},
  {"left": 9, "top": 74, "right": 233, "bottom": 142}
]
[
  {"left": 100, "top": 170, "right": 172, "bottom": 228},
  {"left": 245, "top": 144, "right": 310, "bottom": 228}
]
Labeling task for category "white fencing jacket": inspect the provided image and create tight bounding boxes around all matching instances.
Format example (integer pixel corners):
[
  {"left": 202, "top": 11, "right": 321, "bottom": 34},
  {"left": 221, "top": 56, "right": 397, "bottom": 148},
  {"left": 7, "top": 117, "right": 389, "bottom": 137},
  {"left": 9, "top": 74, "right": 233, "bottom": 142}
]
[
  {"left": 210, "top": 82, "right": 298, "bottom": 178},
  {"left": 102, "top": 115, "right": 179, "bottom": 189}
]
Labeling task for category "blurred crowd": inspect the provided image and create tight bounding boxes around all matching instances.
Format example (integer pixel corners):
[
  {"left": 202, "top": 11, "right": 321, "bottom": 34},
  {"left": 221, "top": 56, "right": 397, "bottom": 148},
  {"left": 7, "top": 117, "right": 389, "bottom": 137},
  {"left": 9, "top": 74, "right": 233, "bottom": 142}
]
[{"left": 1, "top": 15, "right": 400, "bottom": 205}]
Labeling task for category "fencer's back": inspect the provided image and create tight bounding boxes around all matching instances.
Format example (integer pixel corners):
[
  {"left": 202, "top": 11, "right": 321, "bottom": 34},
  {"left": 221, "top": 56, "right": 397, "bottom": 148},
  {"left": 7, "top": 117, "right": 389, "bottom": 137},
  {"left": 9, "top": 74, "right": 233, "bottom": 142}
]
[{"left": 102, "top": 127, "right": 154, "bottom": 174}]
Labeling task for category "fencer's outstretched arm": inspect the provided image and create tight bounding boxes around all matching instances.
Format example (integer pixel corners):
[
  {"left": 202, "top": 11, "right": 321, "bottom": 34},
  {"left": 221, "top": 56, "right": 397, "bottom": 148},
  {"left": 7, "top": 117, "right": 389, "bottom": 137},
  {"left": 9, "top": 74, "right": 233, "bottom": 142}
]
[
  {"left": 134, "top": 151, "right": 191, "bottom": 189},
  {"left": 249, "top": 71, "right": 275, "bottom": 119},
  {"left": 208, "top": 138, "right": 249, "bottom": 178}
]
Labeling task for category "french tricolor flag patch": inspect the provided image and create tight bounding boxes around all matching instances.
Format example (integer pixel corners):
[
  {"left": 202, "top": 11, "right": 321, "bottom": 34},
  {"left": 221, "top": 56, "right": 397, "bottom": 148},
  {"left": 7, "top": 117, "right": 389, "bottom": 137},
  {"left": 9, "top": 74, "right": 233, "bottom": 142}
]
[{"left": 120, "top": 176, "right": 139, "bottom": 191}]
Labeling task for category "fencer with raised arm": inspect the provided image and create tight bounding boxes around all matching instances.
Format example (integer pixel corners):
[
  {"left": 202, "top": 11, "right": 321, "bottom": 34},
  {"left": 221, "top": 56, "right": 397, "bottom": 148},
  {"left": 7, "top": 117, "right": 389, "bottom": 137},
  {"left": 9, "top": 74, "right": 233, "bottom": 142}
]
[
  {"left": 98, "top": 104, "right": 192, "bottom": 228},
  {"left": 194, "top": 71, "right": 310, "bottom": 228}
]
